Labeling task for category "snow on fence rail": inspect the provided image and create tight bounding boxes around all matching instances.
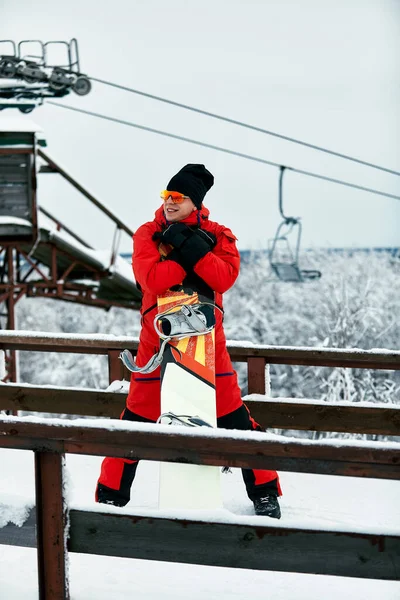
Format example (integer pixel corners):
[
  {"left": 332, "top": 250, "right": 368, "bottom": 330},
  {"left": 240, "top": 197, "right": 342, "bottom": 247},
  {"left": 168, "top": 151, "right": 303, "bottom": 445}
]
[{"left": 0, "top": 415, "right": 399, "bottom": 600}]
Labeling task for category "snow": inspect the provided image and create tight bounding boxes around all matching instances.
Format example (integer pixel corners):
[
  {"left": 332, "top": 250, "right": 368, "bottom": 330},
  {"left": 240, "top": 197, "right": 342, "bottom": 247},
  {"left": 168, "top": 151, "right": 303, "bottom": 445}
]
[
  {"left": 0, "top": 351, "right": 5, "bottom": 380},
  {"left": 106, "top": 379, "right": 130, "bottom": 393},
  {"left": 108, "top": 253, "right": 135, "bottom": 281},
  {"left": 0, "top": 493, "right": 33, "bottom": 529},
  {"left": 0, "top": 328, "right": 139, "bottom": 343},
  {"left": 3, "top": 546, "right": 398, "bottom": 600},
  {"left": 1, "top": 381, "right": 109, "bottom": 393},
  {"left": 47, "top": 228, "right": 135, "bottom": 283},
  {"left": 0, "top": 216, "right": 34, "bottom": 227},
  {"left": 227, "top": 339, "right": 400, "bottom": 356},
  {"left": 0, "top": 115, "right": 44, "bottom": 133},
  {"left": 1, "top": 380, "right": 133, "bottom": 395},
  {"left": 0, "top": 448, "right": 399, "bottom": 599},
  {"left": 48, "top": 229, "right": 135, "bottom": 283}
]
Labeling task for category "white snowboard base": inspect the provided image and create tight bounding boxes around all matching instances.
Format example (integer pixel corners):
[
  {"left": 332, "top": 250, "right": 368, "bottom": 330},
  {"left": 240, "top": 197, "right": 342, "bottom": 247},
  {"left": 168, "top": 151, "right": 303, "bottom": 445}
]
[
  {"left": 159, "top": 463, "right": 222, "bottom": 511},
  {"left": 159, "top": 362, "right": 222, "bottom": 510},
  {"left": 0, "top": 350, "right": 5, "bottom": 380}
]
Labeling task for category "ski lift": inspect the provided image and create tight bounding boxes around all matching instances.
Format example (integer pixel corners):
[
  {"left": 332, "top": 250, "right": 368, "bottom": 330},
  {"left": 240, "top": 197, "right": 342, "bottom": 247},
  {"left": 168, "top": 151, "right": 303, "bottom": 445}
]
[
  {"left": 17, "top": 40, "right": 47, "bottom": 84},
  {"left": 269, "top": 166, "right": 321, "bottom": 282},
  {"left": 0, "top": 38, "right": 91, "bottom": 112},
  {"left": 44, "top": 39, "right": 92, "bottom": 96}
]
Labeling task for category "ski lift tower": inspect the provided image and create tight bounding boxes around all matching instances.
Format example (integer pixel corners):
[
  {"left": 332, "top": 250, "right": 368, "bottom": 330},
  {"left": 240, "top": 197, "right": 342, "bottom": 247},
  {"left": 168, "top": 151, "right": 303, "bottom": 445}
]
[
  {"left": 0, "top": 118, "right": 43, "bottom": 381},
  {"left": 0, "top": 118, "right": 142, "bottom": 383},
  {"left": 0, "top": 40, "right": 142, "bottom": 384}
]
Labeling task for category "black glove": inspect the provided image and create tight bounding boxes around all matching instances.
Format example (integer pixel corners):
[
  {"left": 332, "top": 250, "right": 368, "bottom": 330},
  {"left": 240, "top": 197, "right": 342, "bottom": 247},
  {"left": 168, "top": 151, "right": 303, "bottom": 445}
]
[
  {"left": 157, "top": 225, "right": 216, "bottom": 271},
  {"left": 195, "top": 229, "right": 217, "bottom": 249},
  {"left": 175, "top": 229, "right": 215, "bottom": 271},
  {"left": 157, "top": 223, "right": 193, "bottom": 249}
]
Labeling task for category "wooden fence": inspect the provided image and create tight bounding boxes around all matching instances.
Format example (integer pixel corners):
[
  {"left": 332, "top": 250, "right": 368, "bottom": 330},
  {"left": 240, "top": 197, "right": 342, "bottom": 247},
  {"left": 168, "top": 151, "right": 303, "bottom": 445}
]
[
  {"left": 1, "top": 330, "right": 400, "bottom": 390},
  {"left": 0, "top": 331, "right": 399, "bottom": 599}
]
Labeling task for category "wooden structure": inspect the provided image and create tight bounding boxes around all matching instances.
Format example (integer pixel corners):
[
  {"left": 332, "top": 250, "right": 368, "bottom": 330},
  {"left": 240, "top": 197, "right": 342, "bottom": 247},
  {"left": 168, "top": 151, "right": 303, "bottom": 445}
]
[
  {"left": 0, "top": 119, "right": 141, "bottom": 382},
  {"left": 0, "top": 415, "right": 399, "bottom": 600},
  {"left": 0, "top": 329, "right": 399, "bottom": 394},
  {"left": 0, "top": 332, "right": 399, "bottom": 598}
]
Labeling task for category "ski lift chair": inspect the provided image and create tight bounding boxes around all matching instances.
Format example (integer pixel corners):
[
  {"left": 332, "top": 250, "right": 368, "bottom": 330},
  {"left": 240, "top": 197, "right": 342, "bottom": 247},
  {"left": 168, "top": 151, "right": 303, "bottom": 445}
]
[
  {"left": 269, "top": 167, "right": 321, "bottom": 283},
  {"left": 269, "top": 218, "right": 321, "bottom": 282}
]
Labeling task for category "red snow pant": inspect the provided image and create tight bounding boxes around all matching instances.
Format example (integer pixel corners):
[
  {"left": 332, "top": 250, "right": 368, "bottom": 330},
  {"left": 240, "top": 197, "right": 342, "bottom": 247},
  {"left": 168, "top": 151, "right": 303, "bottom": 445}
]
[{"left": 96, "top": 346, "right": 282, "bottom": 506}]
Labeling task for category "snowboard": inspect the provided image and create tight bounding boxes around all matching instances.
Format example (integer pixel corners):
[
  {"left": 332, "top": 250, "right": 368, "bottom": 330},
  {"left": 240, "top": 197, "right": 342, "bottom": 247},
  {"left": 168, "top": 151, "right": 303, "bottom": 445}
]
[{"left": 157, "top": 285, "right": 222, "bottom": 511}]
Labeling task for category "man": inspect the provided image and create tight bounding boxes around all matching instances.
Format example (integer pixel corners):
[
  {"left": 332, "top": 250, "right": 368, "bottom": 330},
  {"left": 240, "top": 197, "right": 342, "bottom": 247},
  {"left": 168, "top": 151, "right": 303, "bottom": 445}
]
[{"left": 96, "top": 164, "right": 282, "bottom": 518}]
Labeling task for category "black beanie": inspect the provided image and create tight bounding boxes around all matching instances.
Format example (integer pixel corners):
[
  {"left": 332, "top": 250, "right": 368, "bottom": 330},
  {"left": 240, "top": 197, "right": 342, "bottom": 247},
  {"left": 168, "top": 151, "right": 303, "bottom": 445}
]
[{"left": 166, "top": 164, "right": 214, "bottom": 209}]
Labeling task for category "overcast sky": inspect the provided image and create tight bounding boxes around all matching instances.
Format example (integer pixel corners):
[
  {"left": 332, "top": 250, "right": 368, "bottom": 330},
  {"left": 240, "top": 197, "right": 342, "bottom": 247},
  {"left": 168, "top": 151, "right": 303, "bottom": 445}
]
[{"left": 1, "top": 0, "right": 399, "bottom": 253}]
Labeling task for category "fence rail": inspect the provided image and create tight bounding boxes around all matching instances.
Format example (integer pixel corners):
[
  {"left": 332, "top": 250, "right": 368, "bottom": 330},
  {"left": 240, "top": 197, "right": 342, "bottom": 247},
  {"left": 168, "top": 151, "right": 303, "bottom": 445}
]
[
  {"left": 2, "top": 506, "right": 399, "bottom": 581},
  {"left": 1, "top": 384, "right": 400, "bottom": 436},
  {"left": 1, "top": 416, "right": 399, "bottom": 478},
  {"left": 1, "top": 330, "right": 400, "bottom": 394},
  {"left": 1, "top": 331, "right": 400, "bottom": 365}
]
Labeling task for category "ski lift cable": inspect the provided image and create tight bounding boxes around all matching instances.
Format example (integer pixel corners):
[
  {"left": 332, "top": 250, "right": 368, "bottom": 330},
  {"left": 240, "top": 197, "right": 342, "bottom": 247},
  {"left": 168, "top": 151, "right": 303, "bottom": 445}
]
[
  {"left": 89, "top": 76, "right": 400, "bottom": 178},
  {"left": 46, "top": 101, "right": 400, "bottom": 203}
]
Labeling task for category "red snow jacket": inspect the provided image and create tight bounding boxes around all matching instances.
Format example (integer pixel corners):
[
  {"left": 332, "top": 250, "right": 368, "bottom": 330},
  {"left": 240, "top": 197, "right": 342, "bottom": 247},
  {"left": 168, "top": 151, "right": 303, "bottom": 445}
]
[
  {"left": 126, "top": 204, "right": 243, "bottom": 420},
  {"left": 133, "top": 205, "right": 239, "bottom": 315}
]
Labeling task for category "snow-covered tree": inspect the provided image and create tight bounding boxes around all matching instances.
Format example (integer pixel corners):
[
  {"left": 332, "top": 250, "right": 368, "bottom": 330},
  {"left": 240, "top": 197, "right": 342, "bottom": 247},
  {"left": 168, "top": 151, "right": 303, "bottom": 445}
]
[
  {"left": 16, "top": 298, "right": 140, "bottom": 389},
  {"left": 224, "top": 249, "right": 400, "bottom": 405}
]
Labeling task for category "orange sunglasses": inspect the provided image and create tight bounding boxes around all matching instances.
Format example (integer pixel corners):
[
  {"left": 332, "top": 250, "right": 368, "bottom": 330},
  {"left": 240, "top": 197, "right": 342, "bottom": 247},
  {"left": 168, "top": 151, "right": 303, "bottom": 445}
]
[{"left": 160, "top": 190, "right": 190, "bottom": 204}]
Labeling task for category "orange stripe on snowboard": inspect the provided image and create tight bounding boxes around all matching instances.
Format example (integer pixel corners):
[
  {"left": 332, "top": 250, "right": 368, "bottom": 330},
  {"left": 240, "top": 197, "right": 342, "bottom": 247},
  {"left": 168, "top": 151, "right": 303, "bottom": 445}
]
[
  {"left": 158, "top": 288, "right": 215, "bottom": 387},
  {"left": 170, "top": 337, "right": 215, "bottom": 386}
]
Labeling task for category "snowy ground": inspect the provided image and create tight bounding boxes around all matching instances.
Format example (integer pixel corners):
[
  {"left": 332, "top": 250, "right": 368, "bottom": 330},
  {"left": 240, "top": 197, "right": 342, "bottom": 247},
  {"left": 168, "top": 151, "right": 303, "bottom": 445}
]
[{"left": 1, "top": 448, "right": 400, "bottom": 599}]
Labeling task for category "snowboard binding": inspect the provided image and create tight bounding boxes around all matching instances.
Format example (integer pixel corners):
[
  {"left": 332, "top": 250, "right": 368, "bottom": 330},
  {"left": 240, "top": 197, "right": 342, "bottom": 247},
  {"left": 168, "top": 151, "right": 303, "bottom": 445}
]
[
  {"left": 120, "top": 302, "right": 219, "bottom": 375},
  {"left": 155, "top": 303, "right": 215, "bottom": 339},
  {"left": 157, "top": 412, "right": 213, "bottom": 428}
]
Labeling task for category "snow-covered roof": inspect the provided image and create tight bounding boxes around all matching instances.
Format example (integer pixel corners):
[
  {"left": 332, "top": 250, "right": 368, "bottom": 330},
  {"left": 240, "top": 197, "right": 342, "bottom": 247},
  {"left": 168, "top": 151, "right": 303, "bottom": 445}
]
[
  {"left": 0, "top": 115, "right": 44, "bottom": 133},
  {"left": 0, "top": 215, "right": 139, "bottom": 304}
]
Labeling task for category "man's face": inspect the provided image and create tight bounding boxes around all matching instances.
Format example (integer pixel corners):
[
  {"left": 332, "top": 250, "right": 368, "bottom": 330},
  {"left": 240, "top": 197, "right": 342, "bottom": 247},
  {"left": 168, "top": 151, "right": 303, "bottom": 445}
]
[{"left": 163, "top": 195, "right": 197, "bottom": 222}]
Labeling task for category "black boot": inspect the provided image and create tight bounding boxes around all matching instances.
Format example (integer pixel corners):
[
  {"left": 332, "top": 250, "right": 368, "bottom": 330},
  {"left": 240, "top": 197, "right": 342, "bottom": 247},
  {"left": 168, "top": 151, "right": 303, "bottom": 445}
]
[
  {"left": 96, "top": 483, "right": 129, "bottom": 507},
  {"left": 253, "top": 493, "right": 281, "bottom": 519}
]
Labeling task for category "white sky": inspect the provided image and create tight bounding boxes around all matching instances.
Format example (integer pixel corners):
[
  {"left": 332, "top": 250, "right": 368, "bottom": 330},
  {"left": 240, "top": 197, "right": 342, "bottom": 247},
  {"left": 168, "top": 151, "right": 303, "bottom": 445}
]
[{"left": 1, "top": 0, "right": 400, "bottom": 252}]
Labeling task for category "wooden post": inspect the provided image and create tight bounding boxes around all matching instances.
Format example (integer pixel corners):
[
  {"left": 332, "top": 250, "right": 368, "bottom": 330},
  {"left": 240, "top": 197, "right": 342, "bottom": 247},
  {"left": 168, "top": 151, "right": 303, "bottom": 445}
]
[
  {"left": 35, "top": 452, "right": 69, "bottom": 600},
  {"left": 107, "top": 350, "right": 124, "bottom": 384},
  {"left": 6, "top": 247, "right": 17, "bottom": 384},
  {"left": 247, "top": 357, "right": 266, "bottom": 394}
]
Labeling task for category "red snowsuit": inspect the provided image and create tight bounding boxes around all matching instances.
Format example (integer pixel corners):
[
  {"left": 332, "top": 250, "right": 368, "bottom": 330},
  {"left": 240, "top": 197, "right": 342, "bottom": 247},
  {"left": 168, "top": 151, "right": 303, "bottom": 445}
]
[
  {"left": 96, "top": 205, "right": 281, "bottom": 505},
  {"left": 127, "top": 204, "right": 245, "bottom": 420}
]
